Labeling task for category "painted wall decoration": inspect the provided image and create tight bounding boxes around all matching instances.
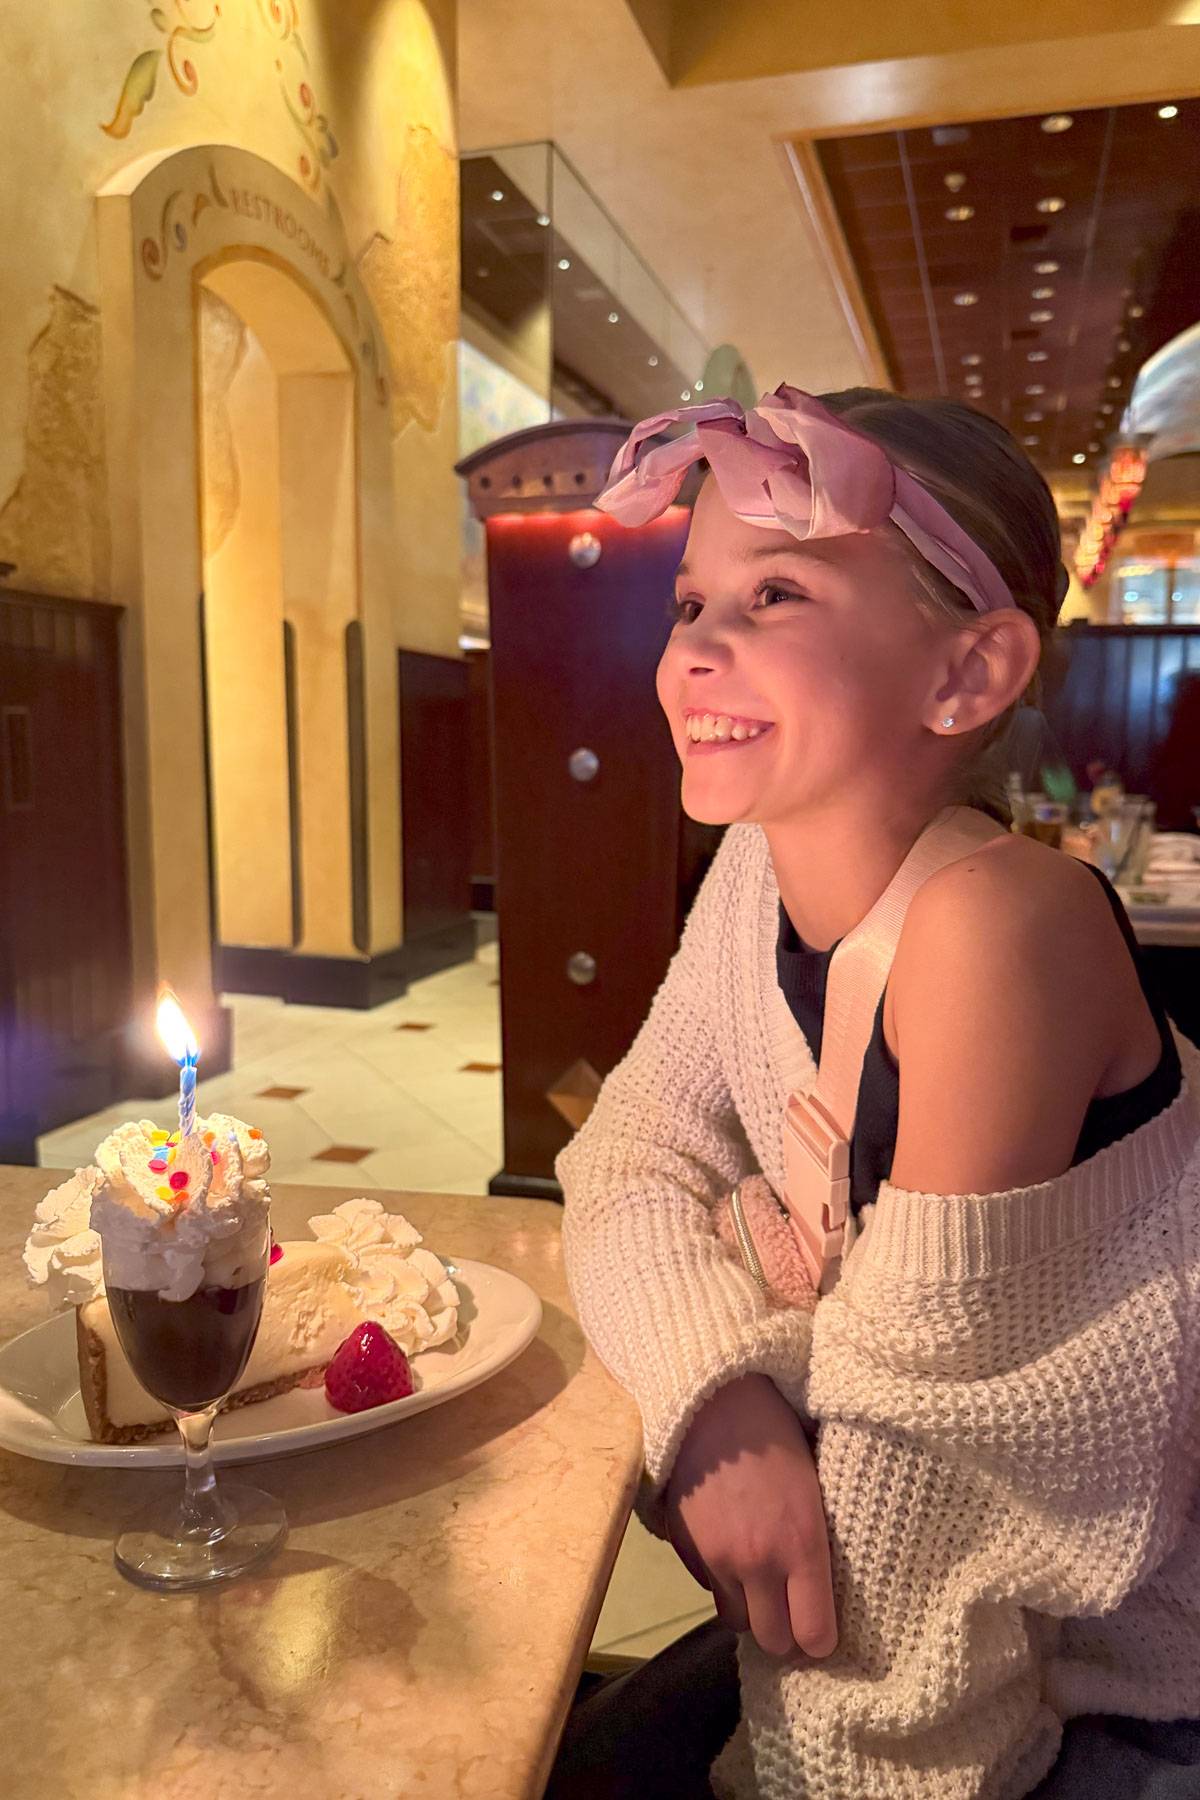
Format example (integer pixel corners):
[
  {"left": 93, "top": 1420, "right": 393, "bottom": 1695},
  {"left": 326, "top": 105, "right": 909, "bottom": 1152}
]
[{"left": 102, "top": 0, "right": 338, "bottom": 197}]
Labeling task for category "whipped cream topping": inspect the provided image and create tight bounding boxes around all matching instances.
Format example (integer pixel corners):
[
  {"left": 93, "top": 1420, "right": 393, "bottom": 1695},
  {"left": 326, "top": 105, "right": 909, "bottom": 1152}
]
[
  {"left": 22, "top": 1166, "right": 105, "bottom": 1308},
  {"left": 24, "top": 1113, "right": 273, "bottom": 1308},
  {"left": 307, "top": 1198, "right": 460, "bottom": 1353}
]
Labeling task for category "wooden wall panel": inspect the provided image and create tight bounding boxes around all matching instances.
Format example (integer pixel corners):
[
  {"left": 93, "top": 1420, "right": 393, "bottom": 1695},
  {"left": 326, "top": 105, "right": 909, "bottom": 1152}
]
[
  {"left": 0, "top": 593, "right": 131, "bottom": 1155},
  {"left": 1045, "top": 625, "right": 1200, "bottom": 827},
  {"left": 398, "top": 650, "right": 472, "bottom": 944}
]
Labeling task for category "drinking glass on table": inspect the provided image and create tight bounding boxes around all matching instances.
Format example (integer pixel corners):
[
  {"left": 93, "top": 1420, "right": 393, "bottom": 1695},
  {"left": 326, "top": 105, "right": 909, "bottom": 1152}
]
[
  {"left": 1093, "top": 797, "right": 1148, "bottom": 884},
  {"left": 100, "top": 1217, "right": 287, "bottom": 1591},
  {"left": 1017, "top": 797, "right": 1068, "bottom": 850}
]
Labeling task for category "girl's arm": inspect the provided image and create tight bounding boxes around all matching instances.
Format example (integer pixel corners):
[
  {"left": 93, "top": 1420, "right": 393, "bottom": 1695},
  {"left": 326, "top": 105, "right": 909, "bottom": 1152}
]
[{"left": 556, "top": 826, "right": 814, "bottom": 1533}]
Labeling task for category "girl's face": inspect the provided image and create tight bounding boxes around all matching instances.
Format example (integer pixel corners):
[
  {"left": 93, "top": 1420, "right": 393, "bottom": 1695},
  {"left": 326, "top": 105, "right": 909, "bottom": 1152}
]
[{"left": 656, "top": 473, "right": 964, "bottom": 828}]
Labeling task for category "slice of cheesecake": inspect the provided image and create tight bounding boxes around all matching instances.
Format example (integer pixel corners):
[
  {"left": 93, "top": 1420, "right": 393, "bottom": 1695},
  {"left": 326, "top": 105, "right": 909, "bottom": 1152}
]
[{"left": 76, "top": 1240, "right": 363, "bottom": 1444}]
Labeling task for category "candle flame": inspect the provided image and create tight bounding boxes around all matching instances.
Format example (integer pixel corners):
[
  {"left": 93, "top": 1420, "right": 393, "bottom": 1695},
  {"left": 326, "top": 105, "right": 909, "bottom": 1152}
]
[{"left": 155, "top": 986, "right": 199, "bottom": 1065}]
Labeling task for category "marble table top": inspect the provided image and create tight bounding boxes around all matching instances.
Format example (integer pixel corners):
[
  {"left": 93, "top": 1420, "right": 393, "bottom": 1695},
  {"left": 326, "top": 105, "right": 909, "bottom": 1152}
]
[{"left": 0, "top": 1167, "right": 641, "bottom": 1800}]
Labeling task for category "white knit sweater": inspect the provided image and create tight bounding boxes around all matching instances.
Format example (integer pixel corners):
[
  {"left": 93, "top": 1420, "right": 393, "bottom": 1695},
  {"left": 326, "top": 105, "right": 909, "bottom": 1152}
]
[{"left": 556, "top": 821, "right": 1200, "bottom": 1799}]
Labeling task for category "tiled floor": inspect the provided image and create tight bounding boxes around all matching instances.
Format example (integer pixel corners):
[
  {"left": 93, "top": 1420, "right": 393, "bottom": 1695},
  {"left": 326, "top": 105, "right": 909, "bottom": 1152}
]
[{"left": 36, "top": 924, "right": 714, "bottom": 1658}]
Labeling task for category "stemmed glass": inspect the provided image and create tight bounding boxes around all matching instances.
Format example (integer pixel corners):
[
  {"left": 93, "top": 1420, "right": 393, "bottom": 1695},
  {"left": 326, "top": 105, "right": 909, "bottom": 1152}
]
[{"left": 101, "top": 1215, "right": 287, "bottom": 1590}]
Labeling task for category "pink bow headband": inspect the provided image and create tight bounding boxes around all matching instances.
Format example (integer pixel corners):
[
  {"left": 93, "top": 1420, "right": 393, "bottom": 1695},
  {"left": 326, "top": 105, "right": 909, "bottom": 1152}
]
[{"left": 594, "top": 384, "right": 1012, "bottom": 616}]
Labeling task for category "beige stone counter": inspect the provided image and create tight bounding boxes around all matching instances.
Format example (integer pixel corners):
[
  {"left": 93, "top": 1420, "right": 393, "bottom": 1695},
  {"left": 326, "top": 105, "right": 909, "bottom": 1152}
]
[{"left": 0, "top": 1169, "right": 642, "bottom": 1800}]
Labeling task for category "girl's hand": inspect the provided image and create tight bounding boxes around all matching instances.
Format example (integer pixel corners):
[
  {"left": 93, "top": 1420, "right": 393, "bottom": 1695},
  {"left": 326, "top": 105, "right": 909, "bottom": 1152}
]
[{"left": 663, "top": 1373, "right": 837, "bottom": 1660}]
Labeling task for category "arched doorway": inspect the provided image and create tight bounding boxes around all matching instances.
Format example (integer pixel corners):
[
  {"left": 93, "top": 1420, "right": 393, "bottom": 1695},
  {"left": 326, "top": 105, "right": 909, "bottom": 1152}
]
[
  {"left": 197, "top": 256, "right": 359, "bottom": 972},
  {"left": 97, "top": 146, "right": 402, "bottom": 1063}
]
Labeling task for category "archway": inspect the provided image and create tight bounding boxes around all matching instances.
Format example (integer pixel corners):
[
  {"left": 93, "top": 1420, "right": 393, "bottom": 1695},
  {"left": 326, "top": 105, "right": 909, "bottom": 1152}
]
[{"left": 97, "top": 145, "right": 401, "bottom": 1060}]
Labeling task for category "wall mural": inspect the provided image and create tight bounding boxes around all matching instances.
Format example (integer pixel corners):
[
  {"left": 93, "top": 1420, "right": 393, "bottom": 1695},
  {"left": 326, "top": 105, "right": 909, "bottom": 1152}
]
[{"left": 101, "top": 0, "right": 338, "bottom": 198}]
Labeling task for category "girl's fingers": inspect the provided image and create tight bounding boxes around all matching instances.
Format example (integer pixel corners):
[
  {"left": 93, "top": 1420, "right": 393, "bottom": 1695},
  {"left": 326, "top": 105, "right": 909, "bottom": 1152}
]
[
  {"left": 787, "top": 1567, "right": 839, "bottom": 1659},
  {"left": 711, "top": 1576, "right": 749, "bottom": 1636},
  {"left": 744, "top": 1574, "right": 800, "bottom": 1659}
]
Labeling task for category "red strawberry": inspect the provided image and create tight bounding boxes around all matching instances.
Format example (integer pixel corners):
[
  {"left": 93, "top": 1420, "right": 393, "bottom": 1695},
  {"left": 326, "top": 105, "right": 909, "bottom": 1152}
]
[{"left": 324, "top": 1321, "right": 415, "bottom": 1413}]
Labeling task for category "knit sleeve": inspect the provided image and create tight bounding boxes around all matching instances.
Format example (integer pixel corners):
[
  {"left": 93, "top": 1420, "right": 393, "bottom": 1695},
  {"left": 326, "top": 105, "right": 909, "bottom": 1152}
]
[
  {"left": 555, "top": 835, "right": 815, "bottom": 1538},
  {"left": 729, "top": 1124, "right": 1200, "bottom": 1799}
]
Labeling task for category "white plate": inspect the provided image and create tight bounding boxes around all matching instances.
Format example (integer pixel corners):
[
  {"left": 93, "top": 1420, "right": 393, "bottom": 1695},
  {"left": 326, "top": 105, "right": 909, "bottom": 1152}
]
[{"left": 0, "top": 1259, "right": 542, "bottom": 1468}]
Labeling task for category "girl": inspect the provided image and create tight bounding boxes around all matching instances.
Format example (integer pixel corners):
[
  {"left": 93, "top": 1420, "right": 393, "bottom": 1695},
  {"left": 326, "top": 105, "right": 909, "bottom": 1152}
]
[{"left": 550, "top": 388, "right": 1200, "bottom": 1798}]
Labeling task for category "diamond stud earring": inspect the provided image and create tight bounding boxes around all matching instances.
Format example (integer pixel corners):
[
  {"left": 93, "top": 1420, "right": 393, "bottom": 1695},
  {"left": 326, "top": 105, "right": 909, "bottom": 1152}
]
[{"left": 941, "top": 715, "right": 956, "bottom": 729}]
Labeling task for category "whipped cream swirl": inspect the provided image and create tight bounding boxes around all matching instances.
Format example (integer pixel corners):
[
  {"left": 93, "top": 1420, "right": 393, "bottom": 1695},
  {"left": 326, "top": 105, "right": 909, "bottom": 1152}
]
[
  {"left": 307, "top": 1198, "right": 460, "bottom": 1353},
  {"left": 24, "top": 1114, "right": 273, "bottom": 1308}
]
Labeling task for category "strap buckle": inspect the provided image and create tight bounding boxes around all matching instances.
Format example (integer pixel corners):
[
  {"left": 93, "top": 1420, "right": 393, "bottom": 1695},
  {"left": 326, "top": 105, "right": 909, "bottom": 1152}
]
[{"left": 782, "top": 1090, "right": 850, "bottom": 1290}]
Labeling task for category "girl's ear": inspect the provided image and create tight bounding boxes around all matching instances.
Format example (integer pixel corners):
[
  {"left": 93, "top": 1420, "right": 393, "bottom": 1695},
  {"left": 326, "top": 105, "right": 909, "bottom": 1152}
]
[{"left": 926, "top": 610, "right": 1041, "bottom": 735}]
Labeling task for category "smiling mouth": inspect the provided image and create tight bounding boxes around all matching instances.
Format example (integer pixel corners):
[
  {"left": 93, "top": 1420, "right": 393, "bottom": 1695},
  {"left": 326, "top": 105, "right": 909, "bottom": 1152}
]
[{"left": 684, "top": 717, "right": 775, "bottom": 757}]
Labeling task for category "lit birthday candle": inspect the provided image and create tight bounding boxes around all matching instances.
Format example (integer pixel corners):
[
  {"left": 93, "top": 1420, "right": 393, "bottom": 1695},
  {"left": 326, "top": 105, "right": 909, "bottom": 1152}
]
[{"left": 155, "top": 987, "right": 200, "bottom": 1138}]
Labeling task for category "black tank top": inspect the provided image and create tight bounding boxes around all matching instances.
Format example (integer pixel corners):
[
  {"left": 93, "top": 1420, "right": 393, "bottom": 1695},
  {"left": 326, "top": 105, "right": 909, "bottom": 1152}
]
[{"left": 776, "top": 862, "right": 1183, "bottom": 1220}]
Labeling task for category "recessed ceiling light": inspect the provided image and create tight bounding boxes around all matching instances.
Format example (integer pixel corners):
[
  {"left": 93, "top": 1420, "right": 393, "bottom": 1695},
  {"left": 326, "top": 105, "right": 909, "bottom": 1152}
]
[
  {"left": 946, "top": 205, "right": 975, "bottom": 222},
  {"left": 953, "top": 291, "right": 979, "bottom": 306},
  {"left": 1025, "top": 384, "right": 1046, "bottom": 395},
  {"left": 1028, "top": 350, "right": 1049, "bottom": 362},
  {"left": 607, "top": 311, "right": 620, "bottom": 324},
  {"left": 1023, "top": 435, "right": 1040, "bottom": 446},
  {"left": 1025, "top": 411, "right": 1044, "bottom": 422},
  {"left": 944, "top": 172, "right": 967, "bottom": 192},
  {"left": 557, "top": 257, "right": 571, "bottom": 271},
  {"left": 1129, "top": 303, "right": 1145, "bottom": 318},
  {"left": 1108, "top": 375, "right": 1123, "bottom": 388},
  {"left": 536, "top": 213, "right": 550, "bottom": 227},
  {"left": 1117, "top": 337, "right": 1131, "bottom": 352},
  {"left": 681, "top": 389, "right": 692, "bottom": 401},
  {"left": 1032, "top": 286, "right": 1055, "bottom": 300},
  {"left": 1036, "top": 196, "right": 1067, "bottom": 214},
  {"left": 490, "top": 189, "right": 505, "bottom": 202},
  {"left": 1100, "top": 402, "right": 1115, "bottom": 414},
  {"left": 1072, "top": 453, "right": 1087, "bottom": 464},
  {"left": 1088, "top": 440, "right": 1101, "bottom": 452},
  {"left": 1035, "top": 260, "right": 1060, "bottom": 274},
  {"left": 1030, "top": 310, "right": 1054, "bottom": 323},
  {"left": 961, "top": 353, "right": 983, "bottom": 366},
  {"left": 694, "top": 380, "right": 704, "bottom": 391},
  {"left": 647, "top": 355, "right": 659, "bottom": 367},
  {"left": 1041, "top": 114, "right": 1074, "bottom": 133},
  {"left": 1158, "top": 104, "right": 1179, "bottom": 119}
]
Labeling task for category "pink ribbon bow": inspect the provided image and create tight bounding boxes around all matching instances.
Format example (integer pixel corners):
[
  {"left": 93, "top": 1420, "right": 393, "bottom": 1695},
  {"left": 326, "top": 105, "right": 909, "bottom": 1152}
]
[{"left": 594, "top": 384, "right": 1011, "bottom": 616}]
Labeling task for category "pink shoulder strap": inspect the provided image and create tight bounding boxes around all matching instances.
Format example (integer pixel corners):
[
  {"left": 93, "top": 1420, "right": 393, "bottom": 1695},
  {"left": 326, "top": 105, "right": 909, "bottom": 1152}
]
[{"left": 782, "top": 806, "right": 1003, "bottom": 1291}]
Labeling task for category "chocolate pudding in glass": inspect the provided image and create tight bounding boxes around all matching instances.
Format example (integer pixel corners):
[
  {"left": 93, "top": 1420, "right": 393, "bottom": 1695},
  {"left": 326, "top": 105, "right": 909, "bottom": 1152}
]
[{"left": 94, "top": 1130, "right": 287, "bottom": 1591}]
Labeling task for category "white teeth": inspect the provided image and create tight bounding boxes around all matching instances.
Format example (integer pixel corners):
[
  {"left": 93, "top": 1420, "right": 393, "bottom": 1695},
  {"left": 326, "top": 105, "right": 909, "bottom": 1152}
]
[{"left": 685, "top": 713, "right": 768, "bottom": 743}]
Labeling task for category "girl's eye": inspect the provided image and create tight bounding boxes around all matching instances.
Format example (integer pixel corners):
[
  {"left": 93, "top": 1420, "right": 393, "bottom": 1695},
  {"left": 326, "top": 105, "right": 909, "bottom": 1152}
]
[
  {"left": 667, "top": 595, "right": 701, "bottom": 625},
  {"left": 666, "top": 583, "right": 806, "bottom": 627}
]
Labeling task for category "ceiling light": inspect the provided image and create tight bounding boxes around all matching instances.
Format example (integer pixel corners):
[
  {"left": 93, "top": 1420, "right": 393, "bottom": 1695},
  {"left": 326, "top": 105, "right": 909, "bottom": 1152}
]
[
  {"left": 1023, "top": 435, "right": 1040, "bottom": 446},
  {"left": 1032, "top": 286, "right": 1055, "bottom": 300},
  {"left": 607, "top": 311, "right": 620, "bottom": 324},
  {"left": 1072, "top": 453, "right": 1087, "bottom": 464},
  {"left": 1028, "top": 350, "right": 1049, "bottom": 362},
  {"left": 1088, "top": 440, "right": 1101, "bottom": 452},
  {"left": 1108, "top": 376, "right": 1123, "bottom": 388},
  {"left": 1036, "top": 196, "right": 1066, "bottom": 214},
  {"left": 681, "top": 389, "right": 692, "bottom": 401},
  {"left": 1117, "top": 337, "right": 1131, "bottom": 352},
  {"left": 961, "top": 353, "right": 983, "bottom": 366},
  {"left": 1025, "top": 384, "right": 1046, "bottom": 395},
  {"left": 694, "top": 380, "right": 704, "bottom": 391},
  {"left": 1129, "top": 303, "right": 1145, "bottom": 318},
  {"left": 1041, "top": 114, "right": 1074, "bottom": 133},
  {"left": 946, "top": 205, "right": 975, "bottom": 222},
  {"left": 1158, "top": 104, "right": 1179, "bottom": 119},
  {"left": 647, "top": 354, "right": 659, "bottom": 367},
  {"left": 490, "top": 189, "right": 505, "bottom": 202},
  {"left": 944, "top": 172, "right": 967, "bottom": 192},
  {"left": 1035, "top": 260, "right": 1060, "bottom": 274},
  {"left": 1030, "top": 310, "right": 1054, "bottom": 323},
  {"left": 953, "top": 291, "right": 979, "bottom": 306},
  {"left": 1025, "top": 411, "right": 1044, "bottom": 422},
  {"left": 557, "top": 257, "right": 571, "bottom": 270},
  {"left": 1100, "top": 402, "right": 1115, "bottom": 414},
  {"left": 536, "top": 213, "right": 550, "bottom": 227}
]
